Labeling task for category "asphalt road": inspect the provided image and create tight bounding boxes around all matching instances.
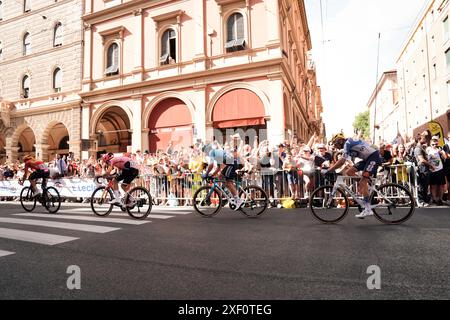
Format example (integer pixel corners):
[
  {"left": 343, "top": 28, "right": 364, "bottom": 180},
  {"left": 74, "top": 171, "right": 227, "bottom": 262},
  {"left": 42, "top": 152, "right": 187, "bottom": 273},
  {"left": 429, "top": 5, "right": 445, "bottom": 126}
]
[{"left": 0, "top": 201, "right": 449, "bottom": 300}]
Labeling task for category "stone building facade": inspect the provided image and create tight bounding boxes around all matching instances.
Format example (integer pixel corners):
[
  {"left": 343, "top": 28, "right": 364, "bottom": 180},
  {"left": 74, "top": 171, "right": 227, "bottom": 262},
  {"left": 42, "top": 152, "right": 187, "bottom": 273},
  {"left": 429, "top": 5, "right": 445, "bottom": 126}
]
[
  {"left": 80, "top": 0, "right": 324, "bottom": 158},
  {"left": 0, "top": 0, "right": 84, "bottom": 164}
]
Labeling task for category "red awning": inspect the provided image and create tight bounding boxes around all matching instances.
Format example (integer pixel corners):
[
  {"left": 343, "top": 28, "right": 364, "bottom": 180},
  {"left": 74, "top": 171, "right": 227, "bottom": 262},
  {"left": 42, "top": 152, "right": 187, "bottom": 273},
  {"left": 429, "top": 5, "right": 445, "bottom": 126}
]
[{"left": 212, "top": 88, "right": 265, "bottom": 128}]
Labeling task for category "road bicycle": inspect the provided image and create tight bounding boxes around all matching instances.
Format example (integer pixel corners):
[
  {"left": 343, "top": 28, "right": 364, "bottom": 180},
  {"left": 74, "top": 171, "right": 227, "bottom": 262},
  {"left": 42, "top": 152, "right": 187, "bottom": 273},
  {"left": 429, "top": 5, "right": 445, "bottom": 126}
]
[
  {"left": 309, "top": 174, "right": 415, "bottom": 224},
  {"left": 20, "top": 178, "right": 61, "bottom": 214},
  {"left": 90, "top": 175, "right": 152, "bottom": 220},
  {"left": 193, "top": 176, "right": 268, "bottom": 218}
]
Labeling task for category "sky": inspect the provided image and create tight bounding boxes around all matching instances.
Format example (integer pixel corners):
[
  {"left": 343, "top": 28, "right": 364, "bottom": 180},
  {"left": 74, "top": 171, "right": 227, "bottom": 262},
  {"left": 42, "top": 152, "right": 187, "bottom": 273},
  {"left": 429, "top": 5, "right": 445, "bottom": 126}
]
[{"left": 304, "top": 0, "right": 429, "bottom": 138}]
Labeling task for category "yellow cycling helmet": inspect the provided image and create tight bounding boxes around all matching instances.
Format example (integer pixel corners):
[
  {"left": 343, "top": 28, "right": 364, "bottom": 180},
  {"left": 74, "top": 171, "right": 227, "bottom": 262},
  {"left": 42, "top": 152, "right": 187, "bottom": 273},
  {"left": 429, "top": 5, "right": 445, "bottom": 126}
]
[
  {"left": 23, "top": 154, "right": 35, "bottom": 162},
  {"left": 331, "top": 133, "right": 346, "bottom": 144}
]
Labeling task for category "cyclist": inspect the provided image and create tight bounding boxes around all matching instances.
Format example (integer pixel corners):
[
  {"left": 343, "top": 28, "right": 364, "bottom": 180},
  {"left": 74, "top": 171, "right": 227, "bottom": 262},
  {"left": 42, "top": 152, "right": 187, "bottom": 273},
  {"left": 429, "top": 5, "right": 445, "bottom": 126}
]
[
  {"left": 18, "top": 154, "right": 50, "bottom": 198},
  {"left": 102, "top": 153, "right": 140, "bottom": 205},
  {"left": 322, "top": 133, "right": 382, "bottom": 219},
  {"left": 204, "top": 141, "right": 244, "bottom": 210}
]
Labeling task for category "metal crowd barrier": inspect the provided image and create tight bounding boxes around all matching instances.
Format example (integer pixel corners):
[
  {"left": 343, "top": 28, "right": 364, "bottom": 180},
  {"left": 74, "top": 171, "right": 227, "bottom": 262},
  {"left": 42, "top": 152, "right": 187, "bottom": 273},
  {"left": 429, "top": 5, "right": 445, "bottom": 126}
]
[
  {"left": 133, "top": 164, "right": 418, "bottom": 206},
  {"left": 0, "top": 164, "right": 420, "bottom": 206}
]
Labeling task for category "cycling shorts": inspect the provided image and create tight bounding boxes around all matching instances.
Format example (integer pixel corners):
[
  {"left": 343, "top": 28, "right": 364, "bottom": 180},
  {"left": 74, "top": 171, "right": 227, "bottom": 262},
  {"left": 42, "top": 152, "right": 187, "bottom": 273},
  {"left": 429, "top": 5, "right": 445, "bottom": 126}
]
[
  {"left": 353, "top": 152, "right": 382, "bottom": 177},
  {"left": 29, "top": 169, "right": 50, "bottom": 181},
  {"left": 116, "top": 167, "right": 139, "bottom": 185}
]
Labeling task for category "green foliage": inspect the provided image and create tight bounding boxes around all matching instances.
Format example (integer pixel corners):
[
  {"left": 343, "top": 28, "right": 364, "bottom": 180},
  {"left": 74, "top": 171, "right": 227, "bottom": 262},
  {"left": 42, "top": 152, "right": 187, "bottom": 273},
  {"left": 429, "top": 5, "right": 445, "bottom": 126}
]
[{"left": 353, "top": 110, "right": 370, "bottom": 140}]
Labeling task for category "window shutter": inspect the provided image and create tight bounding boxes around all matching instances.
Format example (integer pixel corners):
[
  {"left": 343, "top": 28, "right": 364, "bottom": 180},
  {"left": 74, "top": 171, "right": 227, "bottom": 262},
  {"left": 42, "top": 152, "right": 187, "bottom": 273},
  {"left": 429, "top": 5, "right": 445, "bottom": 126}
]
[
  {"left": 24, "top": 0, "right": 31, "bottom": 12},
  {"left": 161, "top": 30, "right": 169, "bottom": 58},
  {"left": 113, "top": 44, "right": 119, "bottom": 67},
  {"left": 236, "top": 13, "right": 244, "bottom": 40},
  {"left": 24, "top": 33, "right": 30, "bottom": 55},
  {"left": 54, "top": 69, "right": 62, "bottom": 90},
  {"left": 227, "top": 14, "right": 235, "bottom": 42},
  {"left": 106, "top": 43, "right": 119, "bottom": 74},
  {"left": 54, "top": 24, "right": 62, "bottom": 46},
  {"left": 23, "top": 76, "right": 30, "bottom": 97}
]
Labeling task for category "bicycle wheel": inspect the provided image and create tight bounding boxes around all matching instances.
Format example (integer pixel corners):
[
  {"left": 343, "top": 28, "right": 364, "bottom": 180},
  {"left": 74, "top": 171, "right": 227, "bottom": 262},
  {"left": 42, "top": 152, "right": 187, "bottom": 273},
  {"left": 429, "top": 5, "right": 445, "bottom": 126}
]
[
  {"left": 125, "top": 187, "right": 152, "bottom": 220},
  {"left": 193, "top": 186, "right": 222, "bottom": 217},
  {"left": 239, "top": 185, "right": 268, "bottom": 218},
  {"left": 309, "top": 185, "right": 349, "bottom": 224},
  {"left": 370, "top": 183, "right": 415, "bottom": 225},
  {"left": 90, "top": 186, "right": 114, "bottom": 217},
  {"left": 43, "top": 187, "right": 61, "bottom": 214},
  {"left": 20, "top": 187, "right": 36, "bottom": 212}
]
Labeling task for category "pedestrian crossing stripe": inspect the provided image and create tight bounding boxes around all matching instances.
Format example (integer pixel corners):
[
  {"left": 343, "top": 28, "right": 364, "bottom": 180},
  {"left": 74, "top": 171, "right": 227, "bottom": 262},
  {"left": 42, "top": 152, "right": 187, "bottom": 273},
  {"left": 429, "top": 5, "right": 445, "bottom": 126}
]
[
  {"left": 0, "top": 228, "right": 78, "bottom": 245},
  {"left": 56, "top": 210, "right": 175, "bottom": 220},
  {"left": 57, "top": 207, "right": 192, "bottom": 215},
  {"left": 0, "top": 250, "right": 15, "bottom": 258},
  {"left": 14, "top": 213, "right": 150, "bottom": 225},
  {"left": 0, "top": 218, "right": 120, "bottom": 233}
]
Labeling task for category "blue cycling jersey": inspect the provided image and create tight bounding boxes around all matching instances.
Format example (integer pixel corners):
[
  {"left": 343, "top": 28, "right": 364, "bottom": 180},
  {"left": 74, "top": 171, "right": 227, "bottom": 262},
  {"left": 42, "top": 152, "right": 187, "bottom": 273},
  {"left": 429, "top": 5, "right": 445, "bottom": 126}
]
[{"left": 343, "top": 138, "right": 378, "bottom": 161}]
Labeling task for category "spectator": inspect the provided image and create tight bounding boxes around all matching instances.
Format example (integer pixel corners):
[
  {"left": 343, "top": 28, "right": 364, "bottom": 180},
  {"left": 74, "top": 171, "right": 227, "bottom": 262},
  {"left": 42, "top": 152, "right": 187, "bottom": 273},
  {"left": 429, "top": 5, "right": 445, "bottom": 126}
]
[
  {"left": 444, "top": 132, "right": 450, "bottom": 202},
  {"left": 283, "top": 153, "right": 300, "bottom": 199},
  {"left": 427, "top": 136, "right": 448, "bottom": 206},
  {"left": 414, "top": 131, "right": 432, "bottom": 207}
]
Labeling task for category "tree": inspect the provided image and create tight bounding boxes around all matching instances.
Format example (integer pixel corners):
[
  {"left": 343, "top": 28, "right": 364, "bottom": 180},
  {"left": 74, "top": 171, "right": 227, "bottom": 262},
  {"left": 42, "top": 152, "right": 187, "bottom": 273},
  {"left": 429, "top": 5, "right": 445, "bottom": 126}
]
[{"left": 353, "top": 110, "right": 370, "bottom": 140}]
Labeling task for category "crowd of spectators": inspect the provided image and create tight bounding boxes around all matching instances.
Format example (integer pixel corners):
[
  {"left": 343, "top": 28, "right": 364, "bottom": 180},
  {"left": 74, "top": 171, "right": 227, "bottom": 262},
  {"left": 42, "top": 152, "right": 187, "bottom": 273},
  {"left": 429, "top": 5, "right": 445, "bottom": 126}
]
[{"left": 1, "top": 130, "right": 450, "bottom": 207}]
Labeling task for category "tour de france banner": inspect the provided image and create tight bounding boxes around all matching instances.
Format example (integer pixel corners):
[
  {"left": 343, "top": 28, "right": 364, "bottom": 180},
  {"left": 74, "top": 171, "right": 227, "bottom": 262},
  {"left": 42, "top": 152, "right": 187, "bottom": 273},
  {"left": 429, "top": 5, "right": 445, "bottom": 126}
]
[
  {"left": 428, "top": 121, "right": 445, "bottom": 147},
  {"left": 0, "top": 179, "right": 99, "bottom": 198}
]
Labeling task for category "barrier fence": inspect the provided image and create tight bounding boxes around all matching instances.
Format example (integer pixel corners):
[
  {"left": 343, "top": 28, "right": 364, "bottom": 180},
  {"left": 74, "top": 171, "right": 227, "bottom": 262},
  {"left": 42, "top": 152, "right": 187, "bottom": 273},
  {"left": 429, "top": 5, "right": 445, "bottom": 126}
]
[{"left": 0, "top": 164, "right": 419, "bottom": 206}]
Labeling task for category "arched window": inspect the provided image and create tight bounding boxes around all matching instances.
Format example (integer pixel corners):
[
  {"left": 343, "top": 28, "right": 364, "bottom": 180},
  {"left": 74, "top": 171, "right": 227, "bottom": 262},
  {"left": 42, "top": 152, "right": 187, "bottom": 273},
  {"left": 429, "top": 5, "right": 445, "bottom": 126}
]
[
  {"left": 22, "top": 75, "right": 30, "bottom": 98},
  {"left": 23, "top": 32, "right": 31, "bottom": 55},
  {"left": 53, "top": 22, "right": 63, "bottom": 47},
  {"left": 105, "top": 42, "right": 119, "bottom": 76},
  {"left": 24, "top": 0, "right": 31, "bottom": 13},
  {"left": 160, "top": 29, "right": 176, "bottom": 65},
  {"left": 53, "top": 68, "right": 62, "bottom": 92},
  {"left": 226, "top": 12, "right": 246, "bottom": 53}
]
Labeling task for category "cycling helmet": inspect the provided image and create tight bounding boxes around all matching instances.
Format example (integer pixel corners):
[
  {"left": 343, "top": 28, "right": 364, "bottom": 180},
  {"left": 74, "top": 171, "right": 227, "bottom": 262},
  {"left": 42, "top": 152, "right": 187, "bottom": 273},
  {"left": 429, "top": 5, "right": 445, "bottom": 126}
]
[
  {"left": 102, "top": 153, "right": 114, "bottom": 163},
  {"left": 331, "top": 133, "right": 346, "bottom": 144},
  {"left": 23, "top": 154, "right": 35, "bottom": 162}
]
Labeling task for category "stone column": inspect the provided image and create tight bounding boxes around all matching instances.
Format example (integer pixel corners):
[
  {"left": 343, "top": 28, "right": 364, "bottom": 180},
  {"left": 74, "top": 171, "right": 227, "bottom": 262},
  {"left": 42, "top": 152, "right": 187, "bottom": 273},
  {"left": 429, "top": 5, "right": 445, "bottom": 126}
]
[
  {"left": 82, "top": 24, "right": 93, "bottom": 92},
  {"left": 5, "top": 145, "right": 19, "bottom": 164},
  {"left": 131, "top": 95, "right": 143, "bottom": 153},
  {"left": 132, "top": 9, "right": 144, "bottom": 81},
  {"left": 267, "top": 76, "right": 285, "bottom": 147},
  {"left": 34, "top": 144, "right": 50, "bottom": 162},
  {"left": 81, "top": 103, "right": 91, "bottom": 160},
  {"left": 265, "top": 0, "right": 281, "bottom": 46},
  {"left": 193, "top": 85, "right": 206, "bottom": 142}
]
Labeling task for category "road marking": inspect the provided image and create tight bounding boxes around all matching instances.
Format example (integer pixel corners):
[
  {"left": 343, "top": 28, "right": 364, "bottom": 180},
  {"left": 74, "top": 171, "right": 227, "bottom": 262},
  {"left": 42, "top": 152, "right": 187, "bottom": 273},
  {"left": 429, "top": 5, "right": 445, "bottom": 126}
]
[
  {"left": 57, "top": 210, "right": 174, "bottom": 219},
  {"left": 14, "top": 213, "right": 150, "bottom": 225},
  {"left": 0, "top": 218, "right": 120, "bottom": 233},
  {"left": 0, "top": 228, "right": 78, "bottom": 245},
  {"left": 0, "top": 250, "right": 15, "bottom": 258}
]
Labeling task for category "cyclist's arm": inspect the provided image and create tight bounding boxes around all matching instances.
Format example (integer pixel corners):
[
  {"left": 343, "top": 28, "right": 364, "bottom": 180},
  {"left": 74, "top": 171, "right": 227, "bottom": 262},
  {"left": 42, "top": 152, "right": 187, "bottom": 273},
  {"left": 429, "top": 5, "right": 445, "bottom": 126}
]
[{"left": 327, "top": 156, "right": 347, "bottom": 172}]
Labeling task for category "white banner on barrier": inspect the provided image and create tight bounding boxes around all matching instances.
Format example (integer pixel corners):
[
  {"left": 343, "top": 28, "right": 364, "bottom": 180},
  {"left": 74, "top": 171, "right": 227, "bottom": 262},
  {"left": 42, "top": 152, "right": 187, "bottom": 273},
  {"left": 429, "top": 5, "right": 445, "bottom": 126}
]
[{"left": 0, "top": 179, "right": 98, "bottom": 198}]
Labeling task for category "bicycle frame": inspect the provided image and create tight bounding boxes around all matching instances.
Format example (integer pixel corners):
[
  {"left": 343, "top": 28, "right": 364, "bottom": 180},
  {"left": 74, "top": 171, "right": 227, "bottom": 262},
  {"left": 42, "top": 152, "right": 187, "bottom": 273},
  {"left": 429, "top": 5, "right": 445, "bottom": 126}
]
[
  {"left": 206, "top": 179, "right": 245, "bottom": 203},
  {"left": 327, "top": 176, "right": 396, "bottom": 209}
]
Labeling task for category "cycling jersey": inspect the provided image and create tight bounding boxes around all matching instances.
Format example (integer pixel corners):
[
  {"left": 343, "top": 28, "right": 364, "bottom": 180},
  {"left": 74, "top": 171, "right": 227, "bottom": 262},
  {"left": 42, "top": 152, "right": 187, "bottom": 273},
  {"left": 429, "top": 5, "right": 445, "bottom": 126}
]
[
  {"left": 24, "top": 160, "right": 49, "bottom": 173},
  {"left": 110, "top": 156, "right": 139, "bottom": 170},
  {"left": 343, "top": 138, "right": 378, "bottom": 161}
]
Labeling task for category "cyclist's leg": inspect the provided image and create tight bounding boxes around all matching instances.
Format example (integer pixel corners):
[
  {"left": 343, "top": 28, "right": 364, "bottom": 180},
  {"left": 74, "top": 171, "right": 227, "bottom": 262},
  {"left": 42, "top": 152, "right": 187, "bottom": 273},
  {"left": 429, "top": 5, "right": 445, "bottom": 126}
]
[
  {"left": 121, "top": 168, "right": 139, "bottom": 204},
  {"left": 109, "top": 174, "right": 123, "bottom": 204},
  {"left": 28, "top": 171, "right": 41, "bottom": 196}
]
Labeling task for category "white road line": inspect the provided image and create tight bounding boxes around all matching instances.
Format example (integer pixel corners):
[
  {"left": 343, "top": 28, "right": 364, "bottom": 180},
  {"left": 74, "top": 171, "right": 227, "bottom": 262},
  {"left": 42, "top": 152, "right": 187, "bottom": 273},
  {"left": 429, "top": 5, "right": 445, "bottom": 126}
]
[
  {"left": 0, "top": 228, "right": 78, "bottom": 245},
  {"left": 14, "top": 213, "right": 150, "bottom": 225},
  {"left": 0, "top": 250, "right": 15, "bottom": 258},
  {"left": 0, "top": 218, "right": 120, "bottom": 233},
  {"left": 57, "top": 210, "right": 174, "bottom": 219}
]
